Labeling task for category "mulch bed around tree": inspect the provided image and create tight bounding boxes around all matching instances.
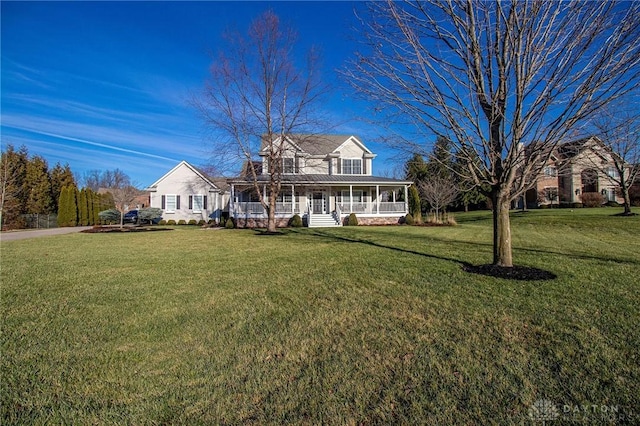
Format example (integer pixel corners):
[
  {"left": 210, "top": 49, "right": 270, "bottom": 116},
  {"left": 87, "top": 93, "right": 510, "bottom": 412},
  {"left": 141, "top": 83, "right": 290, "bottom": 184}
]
[
  {"left": 81, "top": 226, "right": 173, "bottom": 233},
  {"left": 463, "top": 264, "right": 557, "bottom": 281}
]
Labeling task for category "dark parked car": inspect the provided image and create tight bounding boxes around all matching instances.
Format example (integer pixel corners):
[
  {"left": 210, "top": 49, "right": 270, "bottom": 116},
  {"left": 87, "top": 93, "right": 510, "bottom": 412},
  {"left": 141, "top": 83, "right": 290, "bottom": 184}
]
[
  {"left": 123, "top": 210, "right": 139, "bottom": 224},
  {"left": 123, "top": 209, "right": 162, "bottom": 225}
]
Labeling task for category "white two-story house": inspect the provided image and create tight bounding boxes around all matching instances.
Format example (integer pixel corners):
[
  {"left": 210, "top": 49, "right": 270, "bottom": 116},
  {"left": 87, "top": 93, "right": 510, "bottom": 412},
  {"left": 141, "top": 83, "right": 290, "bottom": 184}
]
[{"left": 228, "top": 134, "right": 412, "bottom": 227}]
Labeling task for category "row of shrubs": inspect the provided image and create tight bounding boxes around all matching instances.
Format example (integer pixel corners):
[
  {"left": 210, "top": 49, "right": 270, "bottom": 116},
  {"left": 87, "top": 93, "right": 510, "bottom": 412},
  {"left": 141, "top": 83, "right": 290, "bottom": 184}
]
[
  {"left": 403, "top": 212, "right": 457, "bottom": 226},
  {"left": 538, "top": 201, "right": 622, "bottom": 209},
  {"left": 168, "top": 212, "right": 458, "bottom": 229},
  {"left": 158, "top": 219, "right": 210, "bottom": 226},
  {"left": 219, "top": 213, "right": 360, "bottom": 229},
  {"left": 539, "top": 192, "right": 629, "bottom": 209}
]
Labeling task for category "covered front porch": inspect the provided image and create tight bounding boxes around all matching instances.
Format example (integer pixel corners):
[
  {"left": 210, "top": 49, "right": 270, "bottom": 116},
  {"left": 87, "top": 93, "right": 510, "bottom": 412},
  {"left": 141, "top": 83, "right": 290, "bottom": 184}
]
[{"left": 228, "top": 176, "right": 411, "bottom": 227}]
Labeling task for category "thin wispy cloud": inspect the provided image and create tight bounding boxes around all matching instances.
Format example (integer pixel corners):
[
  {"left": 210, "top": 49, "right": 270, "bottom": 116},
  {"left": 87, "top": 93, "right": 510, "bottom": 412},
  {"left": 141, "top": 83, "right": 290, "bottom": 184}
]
[
  {"left": 3, "top": 124, "right": 180, "bottom": 163},
  {"left": 1, "top": 2, "right": 394, "bottom": 185}
]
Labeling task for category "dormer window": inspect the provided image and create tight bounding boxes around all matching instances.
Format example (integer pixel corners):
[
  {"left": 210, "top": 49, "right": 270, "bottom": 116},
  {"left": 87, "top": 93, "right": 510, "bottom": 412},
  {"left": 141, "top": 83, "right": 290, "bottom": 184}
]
[
  {"left": 342, "top": 158, "right": 362, "bottom": 175},
  {"left": 269, "top": 157, "right": 296, "bottom": 174},
  {"left": 283, "top": 158, "right": 295, "bottom": 174}
]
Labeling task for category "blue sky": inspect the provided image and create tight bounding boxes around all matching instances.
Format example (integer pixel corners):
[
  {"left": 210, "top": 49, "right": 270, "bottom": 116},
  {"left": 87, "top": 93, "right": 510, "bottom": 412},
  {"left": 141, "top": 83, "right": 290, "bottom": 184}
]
[{"left": 1, "top": 1, "right": 403, "bottom": 187}]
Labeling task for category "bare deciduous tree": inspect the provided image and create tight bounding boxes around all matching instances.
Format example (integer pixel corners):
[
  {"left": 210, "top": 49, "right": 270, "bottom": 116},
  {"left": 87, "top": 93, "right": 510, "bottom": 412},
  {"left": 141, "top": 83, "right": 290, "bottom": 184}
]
[
  {"left": 590, "top": 109, "right": 640, "bottom": 215},
  {"left": 105, "top": 172, "right": 139, "bottom": 228},
  {"left": 346, "top": 0, "right": 640, "bottom": 266},
  {"left": 419, "top": 176, "right": 458, "bottom": 222},
  {"left": 195, "top": 10, "right": 326, "bottom": 232}
]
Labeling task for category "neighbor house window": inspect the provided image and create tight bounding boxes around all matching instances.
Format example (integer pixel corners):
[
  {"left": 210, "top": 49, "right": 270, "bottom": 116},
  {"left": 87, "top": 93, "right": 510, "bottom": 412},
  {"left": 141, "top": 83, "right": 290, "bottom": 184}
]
[
  {"left": 544, "top": 166, "right": 557, "bottom": 177},
  {"left": 544, "top": 187, "right": 558, "bottom": 202},
  {"left": 342, "top": 158, "right": 362, "bottom": 175},
  {"left": 162, "top": 194, "right": 180, "bottom": 213},
  {"left": 189, "top": 195, "right": 207, "bottom": 213},
  {"left": 606, "top": 166, "right": 619, "bottom": 179}
]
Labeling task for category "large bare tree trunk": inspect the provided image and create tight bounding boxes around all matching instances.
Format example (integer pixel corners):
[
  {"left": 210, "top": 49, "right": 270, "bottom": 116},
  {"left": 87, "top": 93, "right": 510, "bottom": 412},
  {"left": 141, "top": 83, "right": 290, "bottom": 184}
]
[
  {"left": 622, "top": 185, "right": 632, "bottom": 215},
  {"left": 492, "top": 189, "right": 513, "bottom": 267},
  {"left": 267, "top": 191, "right": 277, "bottom": 233}
]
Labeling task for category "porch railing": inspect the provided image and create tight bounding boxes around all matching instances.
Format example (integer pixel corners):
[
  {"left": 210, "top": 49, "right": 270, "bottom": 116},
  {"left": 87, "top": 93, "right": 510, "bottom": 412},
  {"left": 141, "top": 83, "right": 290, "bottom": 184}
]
[
  {"left": 378, "top": 202, "right": 406, "bottom": 212},
  {"left": 338, "top": 202, "right": 367, "bottom": 213},
  {"left": 234, "top": 202, "right": 294, "bottom": 215},
  {"left": 234, "top": 200, "right": 406, "bottom": 216}
]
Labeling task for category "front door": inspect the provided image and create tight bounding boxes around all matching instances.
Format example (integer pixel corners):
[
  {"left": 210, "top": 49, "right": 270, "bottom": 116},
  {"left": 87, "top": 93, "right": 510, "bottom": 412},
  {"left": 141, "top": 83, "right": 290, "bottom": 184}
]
[{"left": 311, "top": 191, "right": 326, "bottom": 214}]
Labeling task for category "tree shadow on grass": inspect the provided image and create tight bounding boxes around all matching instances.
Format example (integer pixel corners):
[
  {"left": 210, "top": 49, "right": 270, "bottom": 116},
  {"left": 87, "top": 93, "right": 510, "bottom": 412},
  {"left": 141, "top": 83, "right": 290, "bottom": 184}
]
[
  {"left": 351, "top": 228, "right": 640, "bottom": 267},
  {"left": 253, "top": 229, "right": 287, "bottom": 236},
  {"left": 288, "top": 229, "right": 557, "bottom": 281}
]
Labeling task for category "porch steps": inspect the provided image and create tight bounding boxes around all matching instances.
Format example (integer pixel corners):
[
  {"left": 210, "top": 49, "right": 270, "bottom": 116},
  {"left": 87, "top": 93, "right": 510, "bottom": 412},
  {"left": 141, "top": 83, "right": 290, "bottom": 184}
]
[{"left": 308, "top": 213, "right": 341, "bottom": 227}]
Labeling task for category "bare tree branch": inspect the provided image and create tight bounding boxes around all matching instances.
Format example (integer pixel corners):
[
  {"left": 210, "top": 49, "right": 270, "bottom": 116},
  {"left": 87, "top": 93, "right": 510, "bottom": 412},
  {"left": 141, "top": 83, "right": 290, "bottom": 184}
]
[
  {"left": 193, "top": 11, "right": 328, "bottom": 232},
  {"left": 346, "top": 0, "right": 640, "bottom": 266}
]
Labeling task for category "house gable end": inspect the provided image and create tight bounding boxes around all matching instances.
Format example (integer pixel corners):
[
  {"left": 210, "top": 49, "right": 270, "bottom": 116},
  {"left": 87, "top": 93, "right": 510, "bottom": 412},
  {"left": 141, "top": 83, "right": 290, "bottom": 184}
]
[{"left": 146, "top": 161, "right": 220, "bottom": 192}]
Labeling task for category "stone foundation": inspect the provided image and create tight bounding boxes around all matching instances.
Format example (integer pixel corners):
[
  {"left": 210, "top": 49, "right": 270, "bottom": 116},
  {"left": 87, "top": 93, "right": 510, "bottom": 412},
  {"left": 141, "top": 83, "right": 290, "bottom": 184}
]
[
  {"left": 235, "top": 217, "right": 291, "bottom": 228},
  {"left": 234, "top": 215, "right": 404, "bottom": 228},
  {"left": 343, "top": 216, "right": 404, "bottom": 226}
]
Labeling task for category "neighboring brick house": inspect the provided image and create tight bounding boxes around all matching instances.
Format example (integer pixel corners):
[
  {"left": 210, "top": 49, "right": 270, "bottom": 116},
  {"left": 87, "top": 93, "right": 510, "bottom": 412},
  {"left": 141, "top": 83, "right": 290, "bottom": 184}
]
[{"left": 525, "top": 137, "right": 626, "bottom": 207}]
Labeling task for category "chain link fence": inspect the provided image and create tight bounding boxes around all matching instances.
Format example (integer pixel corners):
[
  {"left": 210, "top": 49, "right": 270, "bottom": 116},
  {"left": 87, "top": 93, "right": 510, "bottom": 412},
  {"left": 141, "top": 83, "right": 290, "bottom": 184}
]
[{"left": 21, "top": 214, "right": 58, "bottom": 229}]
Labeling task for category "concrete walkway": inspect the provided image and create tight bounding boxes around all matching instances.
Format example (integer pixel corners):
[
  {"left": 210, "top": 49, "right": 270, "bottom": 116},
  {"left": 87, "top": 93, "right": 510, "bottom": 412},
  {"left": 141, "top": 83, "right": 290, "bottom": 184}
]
[{"left": 0, "top": 227, "right": 93, "bottom": 242}]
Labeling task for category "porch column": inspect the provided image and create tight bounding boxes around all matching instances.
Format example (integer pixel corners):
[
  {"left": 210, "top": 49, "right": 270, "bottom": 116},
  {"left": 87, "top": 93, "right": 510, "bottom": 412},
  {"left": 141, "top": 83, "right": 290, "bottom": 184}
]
[
  {"left": 350, "top": 185, "right": 353, "bottom": 213},
  {"left": 291, "top": 184, "right": 295, "bottom": 214},
  {"left": 230, "top": 184, "right": 235, "bottom": 218},
  {"left": 404, "top": 185, "right": 409, "bottom": 213},
  {"left": 376, "top": 185, "right": 380, "bottom": 214}
]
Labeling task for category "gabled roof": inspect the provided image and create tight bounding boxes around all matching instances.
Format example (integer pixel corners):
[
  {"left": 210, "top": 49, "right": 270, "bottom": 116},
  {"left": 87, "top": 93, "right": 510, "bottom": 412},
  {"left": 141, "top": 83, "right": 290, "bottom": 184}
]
[
  {"left": 556, "top": 136, "right": 608, "bottom": 161},
  {"left": 145, "top": 160, "right": 223, "bottom": 192},
  {"left": 228, "top": 174, "right": 412, "bottom": 186},
  {"left": 260, "top": 134, "right": 374, "bottom": 157}
]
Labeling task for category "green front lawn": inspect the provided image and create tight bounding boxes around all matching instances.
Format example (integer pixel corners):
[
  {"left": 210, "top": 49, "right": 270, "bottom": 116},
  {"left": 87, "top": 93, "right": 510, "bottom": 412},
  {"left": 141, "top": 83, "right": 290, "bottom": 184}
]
[{"left": 2, "top": 208, "right": 638, "bottom": 424}]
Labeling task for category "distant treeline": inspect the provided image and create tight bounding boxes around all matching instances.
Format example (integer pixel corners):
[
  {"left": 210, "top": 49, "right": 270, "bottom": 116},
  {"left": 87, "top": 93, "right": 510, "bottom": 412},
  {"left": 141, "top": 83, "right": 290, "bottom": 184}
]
[{"left": 1, "top": 144, "right": 115, "bottom": 229}]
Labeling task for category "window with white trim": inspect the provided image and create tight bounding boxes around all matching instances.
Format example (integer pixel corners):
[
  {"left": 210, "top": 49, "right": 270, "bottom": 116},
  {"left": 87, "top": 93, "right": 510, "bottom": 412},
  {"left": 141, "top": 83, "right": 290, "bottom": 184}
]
[
  {"left": 283, "top": 158, "right": 295, "bottom": 174},
  {"left": 190, "top": 194, "right": 205, "bottom": 213},
  {"left": 606, "top": 166, "right": 619, "bottom": 179},
  {"left": 163, "top": 194, "right": 179, "bottom": 213},
  {"left": 544, "top": 166, "right": 557, "bottom": 177},
  {"left": 342, "top": 158, "right": 362, "bottom": 175}
]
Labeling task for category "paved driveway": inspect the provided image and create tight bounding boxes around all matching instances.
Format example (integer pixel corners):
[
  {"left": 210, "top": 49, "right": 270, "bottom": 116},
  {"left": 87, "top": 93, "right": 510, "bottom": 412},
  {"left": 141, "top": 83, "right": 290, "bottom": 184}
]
[{"left": 0, "top": 227, "right": 93, "bottom": 242}]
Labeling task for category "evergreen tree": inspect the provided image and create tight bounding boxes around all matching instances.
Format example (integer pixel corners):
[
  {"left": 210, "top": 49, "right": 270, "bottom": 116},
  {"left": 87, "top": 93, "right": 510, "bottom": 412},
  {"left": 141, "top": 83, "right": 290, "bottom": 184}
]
[
  {"left": 427, "top": 136, "right": 455, "bottom": 179},
  {"left": 92, "top": 190, "right": 101, "bottom": 225},
  {"left": 57, "top": 186, "right": 78, "bottom": 227},
  {"left": 1, "top": 145, "right": 29, "bottom": 229},
  {"left": 408, "top": 185, "right": 422, "bottom": 223},
  {"left": 78, "top": 188, "right": 89, "bottom": 226},
  {"left": 68, "top": 186, "right": 78, "bottom": 226},
  {"left": 57, "top": 187, "right": 69, "bottom": 226},
  {"left": 26, "top": 155, "right": 54, "bottom": 214},
  {"left": 405, "top": 153, "right": 429, "bottom": 184},
  {"left": 86, "top": 188, "right": 95, "bottom": 225},
  {"left": 50, "top": 163, "right": 76, "bottom": 212}
]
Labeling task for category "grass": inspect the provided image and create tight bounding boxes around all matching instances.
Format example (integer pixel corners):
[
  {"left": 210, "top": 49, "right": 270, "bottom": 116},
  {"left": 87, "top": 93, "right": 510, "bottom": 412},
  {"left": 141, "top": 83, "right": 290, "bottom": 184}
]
[{"left": 1, "top": 208, "right": 639, "bottom": 424}]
